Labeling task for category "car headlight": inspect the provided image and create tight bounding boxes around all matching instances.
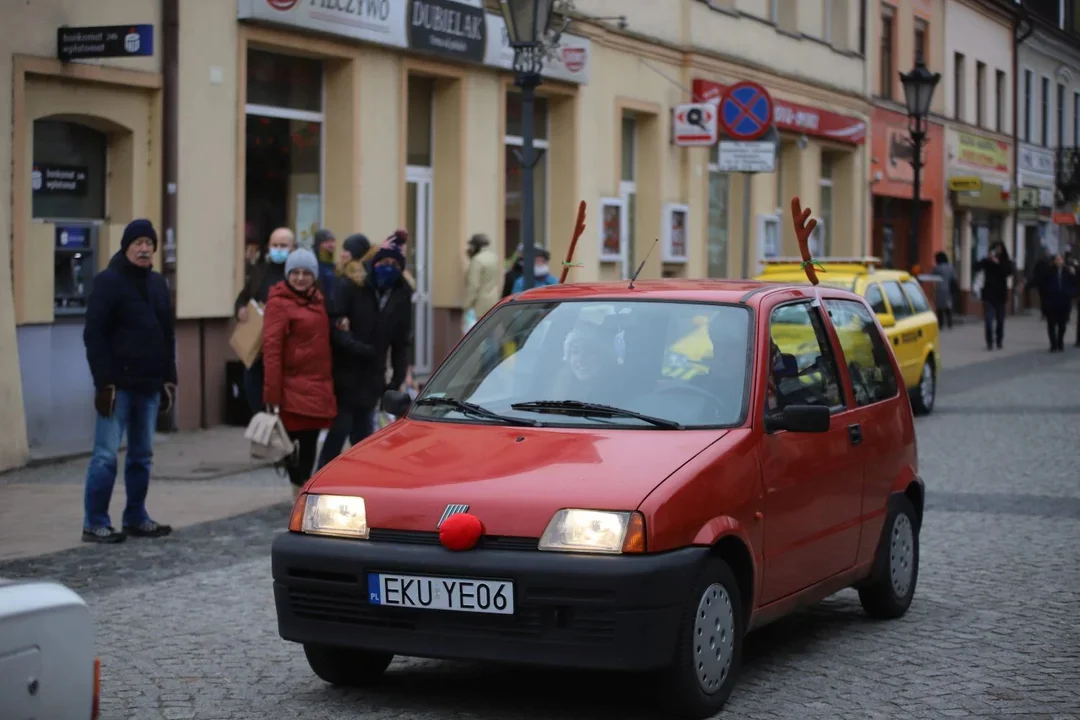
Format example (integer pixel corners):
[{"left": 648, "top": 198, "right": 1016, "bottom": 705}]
[
  {"left": 300, "top": 494, "right": 369, "bottom": 539},
  {"left": 538, "top": 509, "right": 646, "bottom": 554}
]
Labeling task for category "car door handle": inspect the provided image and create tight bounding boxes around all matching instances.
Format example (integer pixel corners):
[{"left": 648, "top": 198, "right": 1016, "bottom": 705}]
[{"left": 848, "top": 423, "right": 863, "bottom": 445}]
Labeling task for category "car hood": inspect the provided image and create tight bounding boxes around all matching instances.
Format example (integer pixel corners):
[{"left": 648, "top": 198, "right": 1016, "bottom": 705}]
[{"left": 309, "top": 419, "right": 726, "bottom": 538}]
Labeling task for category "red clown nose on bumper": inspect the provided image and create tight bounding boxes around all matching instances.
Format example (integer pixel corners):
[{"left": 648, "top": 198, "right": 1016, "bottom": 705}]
[{"left": 439, "top": 512, "right": 483, "bottom": 551}]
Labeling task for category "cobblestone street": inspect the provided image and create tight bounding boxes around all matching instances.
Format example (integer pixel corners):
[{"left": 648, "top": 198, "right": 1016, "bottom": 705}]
[{"left": 2, "top": 318, "right": 1079, "bottom": 719}]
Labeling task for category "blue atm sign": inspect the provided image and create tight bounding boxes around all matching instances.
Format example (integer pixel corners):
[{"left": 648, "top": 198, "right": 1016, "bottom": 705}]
[{"left": 57, "top": 24, "right": 154, "bottom": 62}]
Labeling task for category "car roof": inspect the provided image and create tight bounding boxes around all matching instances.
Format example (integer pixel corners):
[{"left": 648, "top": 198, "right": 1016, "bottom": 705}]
[
  {"left": 504, "top": 279, "right": 865, "bottom": 306},
  {"left": 755, "top": 258, "right": 913, "bottom": 285}
]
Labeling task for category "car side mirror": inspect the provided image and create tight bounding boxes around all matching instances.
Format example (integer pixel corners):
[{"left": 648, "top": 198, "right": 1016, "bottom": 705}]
[
  {"left": 381, "top": 390, "right": 412, "bottom": 418},
  {"left": 764, "top": 404, "right": 831, "bottom": 434},
  {"left": 876, "top": 313, "right": 896, "bottom": 328}
]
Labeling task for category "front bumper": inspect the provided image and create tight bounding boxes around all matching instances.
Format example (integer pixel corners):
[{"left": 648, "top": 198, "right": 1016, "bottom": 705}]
[{"left": 272, "top": 531, "right": 708, "bottom": 671}]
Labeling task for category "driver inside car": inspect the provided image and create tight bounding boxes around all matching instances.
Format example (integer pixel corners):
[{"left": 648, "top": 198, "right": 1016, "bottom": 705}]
[{"left": 551, "top": 322, "right": 622, "bottom": 403}]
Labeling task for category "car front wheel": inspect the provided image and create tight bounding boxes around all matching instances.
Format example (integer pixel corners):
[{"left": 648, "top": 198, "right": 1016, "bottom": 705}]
[
  {"left": 910, "top": 357, "right": 936, "bottom": 415},
  {"left": 858, "top": 495, "right": 919, "bottom": 619},
  {"left": 303, "top": 644, "right": 394, "bottom": 687},
  {"left": 656, "top": 558, "right": 743, "bottom": 719}
]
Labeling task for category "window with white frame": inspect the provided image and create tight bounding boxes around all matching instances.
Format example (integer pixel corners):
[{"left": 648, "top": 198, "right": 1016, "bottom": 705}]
[
  {"left": 1058, "top": 82, "right": 1066, "bottom": 147},
  {"left": 823, "top": 0, "right": 832, "bottom": 43},
  {"left": 1041, "top": 76, "right": 1050, "bottom": 146},
  {"left": 707, "top": 144, "right": 731, "bottom": 278},
  {"left": 620, "top": 114, "right": 637, "bottom": 278},
  {"left": 769, "top": 0, "right": 779, "bottom": 23},
  {"left": 819, "top": 154, "right": 834, "bottom": 256},
  {"left": 505, "top": 93, "right": 550, "bottom": 261},
  {"left": 244, "top": 49, "right": 325, "bottom": 249},
  {"left": 1024, "top": 69, "right": 1033, "bottom": 143},
  {"left": 1074, "top": 91, "right": 1079, "bottom": 145}
]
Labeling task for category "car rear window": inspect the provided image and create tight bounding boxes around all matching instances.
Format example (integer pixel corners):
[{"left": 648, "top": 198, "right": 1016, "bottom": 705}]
[{"left": 415, "top": 300, "right": 753, "bottom": 428}]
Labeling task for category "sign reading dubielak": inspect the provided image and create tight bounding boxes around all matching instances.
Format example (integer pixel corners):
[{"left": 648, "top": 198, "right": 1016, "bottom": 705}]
[{"left": 57, "top": 24, "right": 154, "bottom": 61}]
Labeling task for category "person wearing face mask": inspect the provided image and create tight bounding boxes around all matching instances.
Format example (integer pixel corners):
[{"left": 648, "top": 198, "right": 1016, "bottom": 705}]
[
  {"left": 511, "top": 248, "right": 559, "bottom": 294},
  {"left": 81, "top": 219, "right": 177, "bottom": 543},
  {"left": 315, "top": 231, "right": 413, "bottom": 469},
  {"left": 234, "top": 227, "right": 296, "bottom": 411},
  {"left": 262, "top": 248, "right": 337, "bottom": 498}
]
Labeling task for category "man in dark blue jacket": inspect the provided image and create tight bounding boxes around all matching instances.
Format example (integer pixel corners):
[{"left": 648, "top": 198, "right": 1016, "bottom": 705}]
[{"left": 82, "top": 219, "right": 177, "bottom": 543}]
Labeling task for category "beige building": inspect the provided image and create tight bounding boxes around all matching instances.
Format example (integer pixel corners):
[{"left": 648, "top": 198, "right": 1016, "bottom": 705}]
[{"left": 0, "top": 0, "right": 871, "bottom": 471}]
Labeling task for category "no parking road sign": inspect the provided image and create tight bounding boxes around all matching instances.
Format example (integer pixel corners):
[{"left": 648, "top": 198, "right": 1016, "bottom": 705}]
[{"left": 719, "top": 81, "right": 774, "bottom": 140}]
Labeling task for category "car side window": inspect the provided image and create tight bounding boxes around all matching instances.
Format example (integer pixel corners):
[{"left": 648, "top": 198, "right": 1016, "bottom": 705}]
[
  {"left": 822, "top": 299, "right": 899, "bottom": 406},
  {"left": 882, "top": 281, "right": 913, "bottom": 319},
  {"left": 901, "top": 280, "right": 931, "bottom": 314},
  {"left": 766, "top": 302, "right": 844, "bottom": 413},
  {"left": 864, "top": 283, "right": 888, "bottom": 315}
]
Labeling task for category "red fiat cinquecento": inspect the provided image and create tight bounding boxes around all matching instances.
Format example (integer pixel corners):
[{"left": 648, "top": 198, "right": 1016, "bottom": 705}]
[{"left": 272, "top": 279, "right": 924, "bottom": 718}]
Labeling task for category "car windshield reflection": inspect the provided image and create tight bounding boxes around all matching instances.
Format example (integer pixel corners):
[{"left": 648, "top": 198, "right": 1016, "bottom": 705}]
[{"left": 410, "top": 299, "right": 752, "bottom": 429}]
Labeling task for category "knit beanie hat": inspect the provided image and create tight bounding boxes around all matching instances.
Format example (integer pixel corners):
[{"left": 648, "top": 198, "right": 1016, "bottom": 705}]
[
  {"left": 313, "top": 228, "right": 335, "bottom": 247},
  {"left": 121, "top": 219, "right": 157, "bottom": 251},
  {"left": 342, "top": 233, "right": 371, "bottom": 259},
  {"left": 285, "top": 248, "right": 318, "bottom": 276},
  {"left": 372, "top": 230, "right": 408, "bottom": 270}
]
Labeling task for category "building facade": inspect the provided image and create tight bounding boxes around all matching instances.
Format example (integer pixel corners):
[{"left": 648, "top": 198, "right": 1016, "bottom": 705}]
[
  {"left": 942, "top": 0, "right": 1016, "bottom": 311},
  {"left": 869, "top": 0, "right": 949, "bottom": 274},
  {"left": 1014, "top": 0, "right": 1080, "bottom": 297},
  {"left": 0, "top": 0, "right": 871, "bottom": 471}
]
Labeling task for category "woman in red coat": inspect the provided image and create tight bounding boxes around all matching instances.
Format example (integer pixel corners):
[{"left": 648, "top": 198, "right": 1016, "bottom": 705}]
[{"left": 262, "top": 248, "right": 337, "bottom": 498}]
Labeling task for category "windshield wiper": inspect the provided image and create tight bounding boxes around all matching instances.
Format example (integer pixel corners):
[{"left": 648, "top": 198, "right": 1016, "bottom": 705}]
[
  {"left": 510, "top": 400, "right": 682, "bottom": 430},
  {"left": 415, "top": 397, "right": 541, "bottom": 427}
]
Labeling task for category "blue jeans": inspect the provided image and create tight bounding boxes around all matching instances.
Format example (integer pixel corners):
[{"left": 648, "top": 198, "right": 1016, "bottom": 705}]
[{"left": 83, "top": 389, "right": 160, "bottom": 530}]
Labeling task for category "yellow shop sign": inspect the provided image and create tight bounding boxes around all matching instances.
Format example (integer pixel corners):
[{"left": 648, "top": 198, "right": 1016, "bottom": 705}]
[
  {"left": 948, "top": 176, "right": 983, "bottom": 192},
  {"left": 956, "top": 132, "right": 1009, "bottom": 173}
]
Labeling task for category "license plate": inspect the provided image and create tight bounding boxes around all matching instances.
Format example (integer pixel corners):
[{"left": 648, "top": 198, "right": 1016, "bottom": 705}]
[{"left": 367, "top": 573, "right": 514, "bottom": 615}]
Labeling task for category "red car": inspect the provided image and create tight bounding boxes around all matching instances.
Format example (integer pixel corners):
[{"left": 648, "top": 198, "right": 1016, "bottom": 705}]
[{"left": 272, "top": 280, "right": 923, "bottom": 718}]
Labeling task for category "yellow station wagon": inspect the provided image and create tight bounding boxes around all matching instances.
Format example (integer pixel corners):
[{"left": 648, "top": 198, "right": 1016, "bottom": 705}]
[{"left": 752, "top": 258, "right": 941, "bottom": 414}]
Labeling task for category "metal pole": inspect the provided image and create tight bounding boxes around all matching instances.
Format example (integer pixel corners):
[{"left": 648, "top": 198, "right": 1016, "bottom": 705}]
[
  {"left": 521, "top": 81, "right": 537, "bottom": 290},
  {"left": 910, "top": 122, "right": 924, "bottom": 271},
  {"left": 740, "top": 173, "right": 752, "bottom": 278}
]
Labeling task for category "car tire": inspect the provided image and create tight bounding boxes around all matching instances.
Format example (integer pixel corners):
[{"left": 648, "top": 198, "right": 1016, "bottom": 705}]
[
  {"left": 909, "top": 357, "right": 936, "bottom": 415},
  {"left": 858, "top": 495, "right": 920, "bottom": 619},
  {"left": 655, "top": 558, "right": 744, "bottom": 719},
  {"left": 303, "top": 644, "right": 394, "bottom": 687}
]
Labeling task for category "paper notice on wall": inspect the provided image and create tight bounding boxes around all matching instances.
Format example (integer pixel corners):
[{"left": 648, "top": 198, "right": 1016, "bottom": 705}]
[{"left": 295, "top": 194, "right": 320, "bottom": 250}]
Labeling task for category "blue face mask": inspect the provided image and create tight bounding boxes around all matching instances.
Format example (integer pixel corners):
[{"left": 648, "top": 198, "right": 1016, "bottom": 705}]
[
  {"left": 268, "top": 247, "right": 289, "bottom": 264},
  {"left": 373, "top": 264, "right": 400, "bottom": 289}
]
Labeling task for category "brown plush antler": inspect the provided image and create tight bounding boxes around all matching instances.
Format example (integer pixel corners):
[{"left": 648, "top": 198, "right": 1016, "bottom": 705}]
[
  {"left": 559, "top": 200, "right": 587, "bottom": 283},
  {"left": 791, "top": 197, "right": 820, "bottom": 286}
]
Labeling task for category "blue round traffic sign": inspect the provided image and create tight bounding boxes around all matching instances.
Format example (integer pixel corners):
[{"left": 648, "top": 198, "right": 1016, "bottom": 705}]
[{"left": 719, "top": 81, "right": 774, "bottom": 141}]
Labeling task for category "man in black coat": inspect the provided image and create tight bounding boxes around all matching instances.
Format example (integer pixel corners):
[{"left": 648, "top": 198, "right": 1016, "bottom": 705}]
[
  {"left": 316, "top": 230, "right": 413, "bottom": 469},
  {"left": 82, "top": 219, "right": 176, "bottom": 543},
  {"left": 1039, "top": 254, "right": 1078, "bottom": 352}
]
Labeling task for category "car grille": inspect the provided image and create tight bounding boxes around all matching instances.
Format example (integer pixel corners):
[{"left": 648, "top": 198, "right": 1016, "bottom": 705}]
[
  {"left": 287, "top": 586, "right": 617, "bottom": 643},
  {"left": 367, "top": 529, "right": 539, "bottom": 551}
]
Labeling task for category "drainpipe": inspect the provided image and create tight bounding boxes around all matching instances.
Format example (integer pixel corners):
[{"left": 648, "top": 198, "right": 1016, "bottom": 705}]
[
  {"left": 1013, "top": 6, "right": 1034, "bottom": 313},
  {"left": 160, "top": 0, "right": 180, "bottom": 431}
]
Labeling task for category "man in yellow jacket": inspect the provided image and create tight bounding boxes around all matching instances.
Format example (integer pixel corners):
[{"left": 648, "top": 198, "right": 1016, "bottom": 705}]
[{"left": 463, "top": 234, "right": 501, "bottom": 329}]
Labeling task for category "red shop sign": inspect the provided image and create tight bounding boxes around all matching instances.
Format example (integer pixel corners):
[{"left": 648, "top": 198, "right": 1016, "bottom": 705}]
[{"left": 692, "top": 79, "right": 866, "bottom": 145}]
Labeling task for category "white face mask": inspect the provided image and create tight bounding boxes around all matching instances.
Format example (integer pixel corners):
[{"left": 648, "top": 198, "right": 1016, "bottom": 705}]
[{"left": 535, "top": 264, "right": 549, "bottom": 276}]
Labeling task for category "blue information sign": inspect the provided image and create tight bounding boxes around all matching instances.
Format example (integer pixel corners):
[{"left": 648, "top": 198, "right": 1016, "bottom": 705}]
[
  {"left": 719, "top": 81, "right": 774, "bottom": 141},
  {"left": 58, "top": 24, "right": 154, "bottom": 62}
]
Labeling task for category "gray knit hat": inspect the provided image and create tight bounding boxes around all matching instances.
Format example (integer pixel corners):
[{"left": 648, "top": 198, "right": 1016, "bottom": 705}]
[{"left": 285, "top": 248, "right": 318, "bottom": 276}]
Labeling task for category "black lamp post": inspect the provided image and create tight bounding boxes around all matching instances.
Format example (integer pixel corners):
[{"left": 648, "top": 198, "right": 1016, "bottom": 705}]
[
  {"left": 501, "top": 0, "right": 556, "bottom": 290},
  {"left": 899, "top": 61, "right": 941, "bottom": 271}
]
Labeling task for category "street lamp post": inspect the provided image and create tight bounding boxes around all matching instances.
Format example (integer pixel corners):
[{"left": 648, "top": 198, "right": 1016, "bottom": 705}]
[
  {"left": 900, "top": 61, "right": 941, "bottom": 272},
  {"left": 500, "top": 0, "right": 557, "bottom": 290}
]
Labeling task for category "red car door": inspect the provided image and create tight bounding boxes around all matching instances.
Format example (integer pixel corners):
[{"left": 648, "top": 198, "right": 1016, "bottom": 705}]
[{"left": 757, "top": 297, "right": 866, "bottom": 606}]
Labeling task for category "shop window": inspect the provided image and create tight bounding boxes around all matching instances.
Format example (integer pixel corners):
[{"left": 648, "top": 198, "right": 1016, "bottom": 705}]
[
  {"left": 32, "top": 120, "right": 107, "bottom": 220},
  {"left": 620, "top": 114, "right": 637, "bottom": 278},
  {"left": 505, "top": 92, "right": 549, "bottom": 260},
  {"left": 819, "top": 154, "right": 834, "bottom": 256},
  {"left": 244, "top": 50, "right": 324, "bottom": 249},
  {"left": 407, "top": 76, "right": 435, "bottom": 167},
  {"left": 707, "top": 144, "right": 730, "bottom": 278}
]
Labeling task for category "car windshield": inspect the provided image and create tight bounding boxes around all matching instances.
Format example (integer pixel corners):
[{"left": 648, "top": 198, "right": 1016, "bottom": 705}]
[{"left": 411, "top": 299, "right": 752, "bottom": 428}]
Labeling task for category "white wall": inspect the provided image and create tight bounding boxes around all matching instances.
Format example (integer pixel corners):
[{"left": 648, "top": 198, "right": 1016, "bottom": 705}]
[
  {"left": 1017, "top": 30, "right": 1080, "bottom": 149},
  {"left": 944, "top": 0, "right": 1012, "bottom": 132}
]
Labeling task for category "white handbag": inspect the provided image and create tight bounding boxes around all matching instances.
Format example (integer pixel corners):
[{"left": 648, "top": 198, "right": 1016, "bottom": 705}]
[{"left": 244, "top": 410, "right": 296, "bottom": 463}]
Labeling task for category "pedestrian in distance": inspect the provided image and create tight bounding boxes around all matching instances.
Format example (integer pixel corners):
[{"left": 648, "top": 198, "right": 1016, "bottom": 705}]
[
  {"left": 931, "top": 251, "right": 958, "bottom": 329},
  {"left": 1038, "top": 253, "right": 1077, "bottom": 352},
  {"left": 502, "top": 243, "right": 524, "bottom": 298},
  {"left": 316, "top": 231, "right": 413, "bottom": 470},
  {"left": 234, "top": 227, "right": 296, "bottom": 412},
  {"left": 973, "top": 241, "right": 1014, "bottom": 350},
  {"left": 313, "top": 228, "right": 338, "bottom": 297},
  {"left": 511, "top": 248, "right": 559, "bottom": 294},
  {"left": 262, "top": 248, "right": 337, "bottom": 499},
  {"left": 81, "top": 219, "right": 176, "bottom": 544},
  {"left": 463, "top": 233, "right": 501, "bottom": 331}
]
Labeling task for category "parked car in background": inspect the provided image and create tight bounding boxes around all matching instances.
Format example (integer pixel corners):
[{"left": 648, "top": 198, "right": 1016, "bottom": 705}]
[
  {"left": 755, "top": 257, "right": 941, "bottom": 414},
  {"left": 272, "top": 279, "right": 924, "bottom": 718},
  {"left": 0, "top": 578, "right": 99, "bottom": 720}
]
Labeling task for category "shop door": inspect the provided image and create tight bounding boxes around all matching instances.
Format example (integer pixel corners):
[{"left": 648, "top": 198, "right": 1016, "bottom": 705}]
[{"left": 405, "top": 166, "right": 433, "bottom": 376}]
